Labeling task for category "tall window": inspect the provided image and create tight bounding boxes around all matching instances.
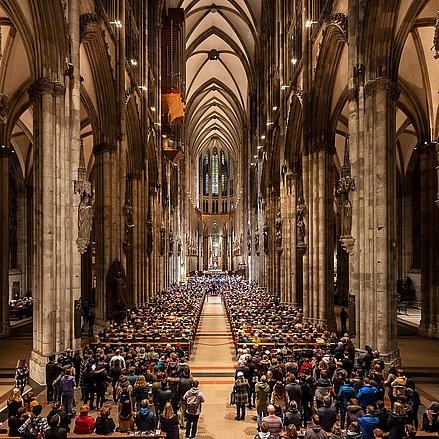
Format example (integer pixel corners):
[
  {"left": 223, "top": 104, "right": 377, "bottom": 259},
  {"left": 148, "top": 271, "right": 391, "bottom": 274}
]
[
  {"left": 230, "top": 158, "right": 234, "bottom": 195},
  {"left": 203, "top": 154, "right": 209, "bottom": 196},
  {"left": 212, "top": 148, "right": 219, "bottom": 196},
  {"left": 221, "top": 150, "right": 228, "bottom": 196}
]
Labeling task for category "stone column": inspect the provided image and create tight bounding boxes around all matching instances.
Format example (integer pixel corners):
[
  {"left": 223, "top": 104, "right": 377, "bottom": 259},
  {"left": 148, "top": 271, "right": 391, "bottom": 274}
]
[
  {"left": 16, "top": 191, "right": 28, "bottom": 296},
  {"left": 418, "top": 143, "right": 439, "bottom": 337},
  {"left": 0, "top": 146, "right": 11, "bottom": 337},
  {"left": 93, "top": 143, "right": 117, "bottom": 323},
  {"left": 28, "top": 78, "right": 81, "bottom": 383},
  {"left": 351, "top": 77, "right": 399, "bottom": 359},
  {"left": 302, "top": 144, "right": 336, "bottom": 329}
]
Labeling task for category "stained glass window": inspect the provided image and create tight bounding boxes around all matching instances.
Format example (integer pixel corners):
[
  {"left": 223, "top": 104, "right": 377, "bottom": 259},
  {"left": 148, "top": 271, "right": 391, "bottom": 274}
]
[
  {"left": 212, "top": 148, "right": 219, "bottom": 196},
  {"left": 203, "top": 154, "right": 209, "bottom": 196}
]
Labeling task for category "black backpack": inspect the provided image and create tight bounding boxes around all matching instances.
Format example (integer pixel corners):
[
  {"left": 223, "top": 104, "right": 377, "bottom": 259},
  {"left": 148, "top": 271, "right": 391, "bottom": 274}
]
[{"left": 119, "top": 388, "right": 132, "bottom": 420}]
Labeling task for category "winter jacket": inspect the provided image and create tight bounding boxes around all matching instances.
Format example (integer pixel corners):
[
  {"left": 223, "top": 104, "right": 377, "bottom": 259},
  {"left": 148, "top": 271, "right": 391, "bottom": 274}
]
[
  {"left": 234, "top": 376, "right": 250, "bottom": 406},
  {"left": 159, "top": 414, "right": 179, "bottom": 439},
  {"left": 73, "top": 415, "right": 95, "bottom": 434},
  {"left": 135, "top": 407, "right": 156, "bottom": 432},
  {"left": 358, "top": 414, "right": 379, "bottom": 439},
  {"left": 283, "top": 408, "right": 302, "bottom": 429},
  {"left": 318, "top": 406, "right": 337, "bottom": 432},
  {"left": 337, "top": 384, "right": 356, "bottom": 407},
  {"left": 94, "top": 417, "right": 115, "bottom": 435},
  {"left": 357, "top": 385, "right": 379, "bottom": 408},
  {"left": 387, "top": 413, "right": 407, "bottom": 439},
  {"left": 255, "top": 381, "right": 270, "bottom": 413},
  {"left": 304, "top": 424, "right": 327, "bottom": 439},
  {"left": 156, "top": 387, "right": 172, "bottom": 411},
  {"left": 346, "top": 404, "right": 365, "bottom": 427}
]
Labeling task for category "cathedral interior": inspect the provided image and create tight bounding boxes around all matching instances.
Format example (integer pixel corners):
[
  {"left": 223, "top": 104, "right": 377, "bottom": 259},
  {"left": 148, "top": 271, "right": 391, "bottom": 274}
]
[{"left": 0, "top": 0, "right": 438, "bottom": 388}]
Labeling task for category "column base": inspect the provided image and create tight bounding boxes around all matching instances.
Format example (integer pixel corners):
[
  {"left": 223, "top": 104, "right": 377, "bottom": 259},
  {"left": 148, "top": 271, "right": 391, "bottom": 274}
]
[
  {"left": 0, "top": 322, "right": 11, "bottom": 338},
  {"left": 379, "top": 348, "right": 401, "bottom": 371},
  {"left": 29, "top": 350, "right": 49, "bottom": 385},
  {"left": 419, "top": 321, "right": 439, "bottom": 338}
]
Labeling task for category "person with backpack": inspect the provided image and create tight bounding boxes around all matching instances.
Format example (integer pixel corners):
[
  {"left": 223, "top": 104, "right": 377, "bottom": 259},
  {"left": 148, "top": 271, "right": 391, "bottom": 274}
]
[
  {"left": 183, "top": 380, "right": 205, "bottom": 439},
  {"left": 18, "top": 404, "right": 50, "bottom": 439},
  {"left": 117, "top": 377, "right": 134, "bottom": 432},
  {"left": 135, "top": 399, "right": 157, "bottom": 432},
  {"left": 59, "top": 368, "right": 76, "bottom": 417}
]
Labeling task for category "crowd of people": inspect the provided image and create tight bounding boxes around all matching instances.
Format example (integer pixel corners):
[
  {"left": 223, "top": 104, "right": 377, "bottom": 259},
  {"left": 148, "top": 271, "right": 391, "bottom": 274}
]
[
  {"left": 224, "top": 283, "right": 435, "bottom": 438},
  {"left": 4, "top": 276, "right": 439, "bottom": 439}
]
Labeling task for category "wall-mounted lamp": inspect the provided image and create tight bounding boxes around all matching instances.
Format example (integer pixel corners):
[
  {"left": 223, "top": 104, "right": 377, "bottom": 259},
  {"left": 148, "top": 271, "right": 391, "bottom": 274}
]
[
  {"left": 272, "top": 106, "right": 278, "bottom": 111},
  {"left": 110, "top": 20, "right": 122, "bottom": 28},
  {"left": 291, "top": 58, "right": 298, "bottom": 65},
  {"left": 261, "top": 135, "right": 266, "bottom": 140},
  {"left": 306, "top": 20, "right": 317, "bottom": 28},
  {"left": 64, "top": 63, "right": 74, "bottom": 79},
  {"left": 257, "top": 145, "right": 263, "bottom": 150},
  {"left": 266, "top": 121, "right": 274, "bottom": 126},
  {"left": 281, "top": 85, "right": 290, "bottom": 90},
  {"left": 131, "top": 59, "right": 137, "bottom": 66},
  {"left": 138, "top": 85, "right": 147, "bottom": 91},
  {"left": 150, "top": 106, "right": 156, "bottom": 112},
  {"left": 253, "top": 155, "right": 258, "bottom": 159},
  {"left": 154, "top": 122, "right": 161, "bottom": 127}
]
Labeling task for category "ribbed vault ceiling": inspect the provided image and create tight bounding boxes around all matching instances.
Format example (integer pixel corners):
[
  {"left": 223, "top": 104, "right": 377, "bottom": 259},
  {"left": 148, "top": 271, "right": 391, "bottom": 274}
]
[{"left": 176, "top": 0, "right": 261, "bottom": 159}]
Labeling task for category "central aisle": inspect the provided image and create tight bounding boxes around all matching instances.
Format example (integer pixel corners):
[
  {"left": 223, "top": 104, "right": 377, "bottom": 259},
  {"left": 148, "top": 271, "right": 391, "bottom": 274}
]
[{"left": 188, "top": 295, "right": 255, "bottom": 438}]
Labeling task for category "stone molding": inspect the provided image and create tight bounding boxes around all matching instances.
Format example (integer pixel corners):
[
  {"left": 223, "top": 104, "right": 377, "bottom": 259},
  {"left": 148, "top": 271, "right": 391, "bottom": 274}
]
[{"left": 364, "top": 77, "right": 400, "bottom": 101}]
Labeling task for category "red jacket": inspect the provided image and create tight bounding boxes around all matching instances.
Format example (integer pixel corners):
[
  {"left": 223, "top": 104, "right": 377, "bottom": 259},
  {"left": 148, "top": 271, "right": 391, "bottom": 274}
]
[{"left": 73, "top": 415, "right": 95, "bottom": 434}]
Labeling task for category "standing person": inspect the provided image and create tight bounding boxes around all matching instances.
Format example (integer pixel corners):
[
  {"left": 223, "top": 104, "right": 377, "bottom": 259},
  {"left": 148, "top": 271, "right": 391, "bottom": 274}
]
[
  {"left": 262, "top": 405, "right": 283, "bottom": 439},
  {"left": 135, "top": 399, "right": 156, "bottom": 432},
  {"left": 358, "top": 405, "right": 380, "bottom": 439},
  {"left": 45, "top": 355, "right": 57, "bottom": 403},
  {"left": 255, "top": 375, "right": 270, "bottom": 427},
  {"left": 254, "top": 421, "right": 277, "bottom": 439},
  {"left": 339, "top": 308, "right": 348, "bottom": 334},
  {"left": 7, "top": 388, "right": 23, "bottom": 419},
  {"left": 178, "top": 372, "right": 193, "bottom": 429},
  {"left": 156, "top": 379, "right": 172, "bottom": 420},
  {"left": 234, "top": 371, "right": 250, "bottom": 421},
  {"left": 303, "top": 414, "right": 327, "bottom": 439},
  {"left": 337, "top": 379, "right": 355, "bottom": 428},
  {"left": 15, "top": 359, "right": 29, "bottom": 394},
  {"left": 386, "top": 402, "right": 407, "bottom": 439},
  {"left": 422, "top": 401, "right": 439, "bottom": 432},
  {"left": 159, "top": 402, "right": 179, "bottom": 439},
  {"left": 59, "top": 368, "right": 76, "bottom": 417},
  {"left": 183, "top": 380, "right": 205, "bottom": 439}
]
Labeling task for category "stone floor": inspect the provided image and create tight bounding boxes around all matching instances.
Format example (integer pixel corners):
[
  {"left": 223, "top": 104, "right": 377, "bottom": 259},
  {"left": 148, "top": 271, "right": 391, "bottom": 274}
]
[{"left": 0, "top": 299, "right": 438, "bottom": 438}]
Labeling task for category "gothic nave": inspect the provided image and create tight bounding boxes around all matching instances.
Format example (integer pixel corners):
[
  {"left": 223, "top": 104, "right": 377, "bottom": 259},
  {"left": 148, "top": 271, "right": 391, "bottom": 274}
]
[{"left": 0, "top": 0, "right": 438, "bottom": 387}]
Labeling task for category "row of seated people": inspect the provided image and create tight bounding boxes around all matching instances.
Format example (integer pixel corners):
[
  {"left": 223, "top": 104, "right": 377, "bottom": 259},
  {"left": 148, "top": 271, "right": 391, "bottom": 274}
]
[
  {"left": 91, "top": 285, "right": 203, "bottom": 346},
  {"left": 9, "top": 297, "right": 33, "bottom": 320},
  {"left": 223, "top": 283, "right": 337, "bottom": 347}
]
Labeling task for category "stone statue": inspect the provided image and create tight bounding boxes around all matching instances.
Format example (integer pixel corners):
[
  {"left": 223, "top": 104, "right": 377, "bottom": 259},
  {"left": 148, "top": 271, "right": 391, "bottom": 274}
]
[
  {"left": 169, "top": 231, "right": 174, "bottom": 254},
  {"left": 106, "top": 261, "right": 127, "bottom": 321},
  {"left": 77, "top": 194, "right": 93, "bottom": 253},
  {"left": 341, "top": 198, "right": 352, "bottom": 236},
  {"left": 275, "top": 211, "right": 283, "bottom": 248},
  {"left": 255, "top": 230, "right": 260, "bottom": 255},
  {"left": 177, "top": 238, "right": 182, "bottom": 256},
  {"left": 297, "top": 219, "right": 305, "bottom": 246},
  {"left": 263, "top": 224, "right": 269, "bottom": 254},
  {"left": 146, "top": 215, "right": 153, "bottom": 254},
  {"left": 160, "top": 226, "right": 166, "bottom": 255},
  {"left": 247, "top": 229, "right": 251, "bottom": 255},
  {"left": 123, "top": 203, "right": 134, "bottom": 250}
]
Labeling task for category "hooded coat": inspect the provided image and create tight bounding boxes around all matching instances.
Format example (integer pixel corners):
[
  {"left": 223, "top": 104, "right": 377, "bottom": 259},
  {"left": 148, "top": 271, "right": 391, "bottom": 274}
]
[
  {"left": 136, "top": 407, "right": 156, "bottom": 431},
  {"left": 304, "top": 424, "right": 327, "bottom": 439},
  {"left": 255, "top": 381, "right": 270, "bottom": 414}
]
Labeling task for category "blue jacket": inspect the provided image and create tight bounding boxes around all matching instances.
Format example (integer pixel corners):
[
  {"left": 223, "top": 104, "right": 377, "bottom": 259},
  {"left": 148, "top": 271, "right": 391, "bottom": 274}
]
[
  {"left": 358, "top": 414, "right": 379, "bottom": 439},
  {"left": 357, "top": 385, "right": 378, "bottom": 408},
  {"left": 337, "top": 384, "right": 355, "bottom": 407}
]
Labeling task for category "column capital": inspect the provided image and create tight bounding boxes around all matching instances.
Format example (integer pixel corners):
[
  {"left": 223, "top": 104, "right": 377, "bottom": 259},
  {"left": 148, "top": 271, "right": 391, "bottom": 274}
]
[
  {"left": 28, "top": 78, "right": 65, "bottom": 100},
  {"left": 364, "top": 77, "right": 400, "bottom": 101},
  {"left": 93, "top": 142, "right": 116, "bottom": 156}
]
